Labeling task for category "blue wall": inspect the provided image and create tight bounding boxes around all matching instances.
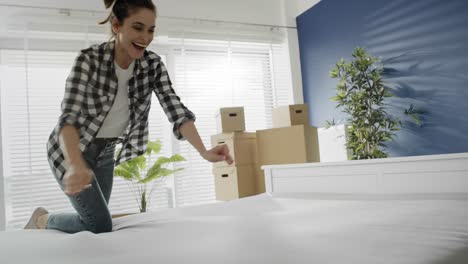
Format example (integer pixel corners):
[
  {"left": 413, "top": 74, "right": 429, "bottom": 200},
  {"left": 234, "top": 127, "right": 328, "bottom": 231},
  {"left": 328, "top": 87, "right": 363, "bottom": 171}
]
[{"left": 297, "top": 0, "right": 468, "bottom": 157}]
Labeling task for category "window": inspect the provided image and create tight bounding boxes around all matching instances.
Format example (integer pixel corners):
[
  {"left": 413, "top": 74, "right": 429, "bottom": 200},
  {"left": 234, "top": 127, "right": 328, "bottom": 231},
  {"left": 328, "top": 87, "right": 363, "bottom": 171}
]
[{"left": 0, "top": 11, "right": 293, "bottom": 230}]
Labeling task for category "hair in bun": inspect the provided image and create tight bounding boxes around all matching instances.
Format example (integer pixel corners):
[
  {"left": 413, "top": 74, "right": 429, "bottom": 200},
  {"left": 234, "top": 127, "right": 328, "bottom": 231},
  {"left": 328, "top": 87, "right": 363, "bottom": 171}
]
[{"left": 98, "top": 0, "right": 157, "bottom": 27}]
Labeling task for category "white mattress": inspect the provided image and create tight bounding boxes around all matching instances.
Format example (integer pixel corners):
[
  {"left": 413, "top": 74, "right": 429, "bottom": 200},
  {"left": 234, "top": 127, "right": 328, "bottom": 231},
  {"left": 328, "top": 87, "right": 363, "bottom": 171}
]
[{"left": 1, "top": 193, "right": 468, "bottom": 264}]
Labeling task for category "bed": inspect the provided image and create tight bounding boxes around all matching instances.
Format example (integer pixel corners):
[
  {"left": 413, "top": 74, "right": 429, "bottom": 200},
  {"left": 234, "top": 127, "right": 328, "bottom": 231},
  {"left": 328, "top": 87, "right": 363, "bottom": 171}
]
[{"left": 1, "top": 153, "right": 467, "bottom": 264}]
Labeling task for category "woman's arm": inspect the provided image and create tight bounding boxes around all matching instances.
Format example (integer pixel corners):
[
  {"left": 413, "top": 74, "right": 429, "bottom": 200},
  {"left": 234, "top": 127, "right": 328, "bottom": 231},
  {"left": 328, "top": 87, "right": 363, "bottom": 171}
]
[
  {"left": 59, "top": 125, "right": 86, "bottom": 167},
  {"left": 179, "top": 120, "right": 233, "bottom": 164},
  {"left": 59, "top": 123, "right": 94, "bottom": 196},
  {"left": 153, "top": 59, "right": 232, "bottom": 164},
  {"left": 56, "top": 51, "right": 94, "bottom": 195}
]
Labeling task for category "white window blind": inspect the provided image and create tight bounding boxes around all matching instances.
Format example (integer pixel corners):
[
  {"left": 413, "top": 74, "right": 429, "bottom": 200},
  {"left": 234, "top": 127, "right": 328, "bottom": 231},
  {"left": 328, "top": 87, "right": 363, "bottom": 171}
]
[
  {"left": 1, "top": 50, "right": 78, "bottom": 229},
  {"left": 0, "top": 9, "right": 294, "bottom": 229}
]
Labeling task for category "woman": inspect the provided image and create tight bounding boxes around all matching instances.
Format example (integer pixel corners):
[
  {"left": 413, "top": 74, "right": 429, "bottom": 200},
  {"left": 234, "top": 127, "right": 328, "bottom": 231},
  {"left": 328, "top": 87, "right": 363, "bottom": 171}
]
[{"left": 24, "top": 0, "right": 233, "bottom": 233}]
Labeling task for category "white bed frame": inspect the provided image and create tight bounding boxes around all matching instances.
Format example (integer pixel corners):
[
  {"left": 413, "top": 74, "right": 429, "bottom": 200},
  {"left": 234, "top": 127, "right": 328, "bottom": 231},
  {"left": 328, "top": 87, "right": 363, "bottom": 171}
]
[{"left": 262, "top": 152, "right": 468, "bottom": 195}]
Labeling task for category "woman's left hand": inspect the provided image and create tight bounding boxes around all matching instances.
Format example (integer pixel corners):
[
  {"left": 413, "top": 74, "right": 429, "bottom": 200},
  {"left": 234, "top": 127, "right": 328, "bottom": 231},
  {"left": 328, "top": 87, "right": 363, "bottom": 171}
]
[{"left": 201, "top": 144, "right": 234, "bottom": 165}]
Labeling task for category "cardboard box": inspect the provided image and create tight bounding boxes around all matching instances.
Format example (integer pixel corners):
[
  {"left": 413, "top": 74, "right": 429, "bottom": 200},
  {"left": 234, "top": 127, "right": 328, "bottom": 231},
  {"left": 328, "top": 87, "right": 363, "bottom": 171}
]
[
  {"left": 256, "top": 125, "right": 320, "bottom": 166},
  {"left": 211, "top": 132, "right": 257, "bottom": 168},
  {"left": 216, "top": 107, "right": 245, "bottom": 133},
  {"left": 213, "top": 165, "right": 258, "bottom": 201},
  {"left": 272, "top": 104, "right": 309, "bottom": 128}
]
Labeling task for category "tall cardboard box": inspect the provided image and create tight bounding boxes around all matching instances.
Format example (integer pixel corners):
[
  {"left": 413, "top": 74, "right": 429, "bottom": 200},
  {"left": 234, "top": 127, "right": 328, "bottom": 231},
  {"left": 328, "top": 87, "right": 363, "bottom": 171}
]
[
  {"left": 215, "top": 107, "right": 245, "bottom": 133},
  {"left": 213, "top": 165, "right": 257, "bottom": 201},
  {"left": 256, "top": 125, "right": 320, "bottom": 166},
  {"left": 272, "top": 104, "right": 309, "bottom": 128},
  {"left": 211, "top": 132, "right": 257, "bottom": 168}
]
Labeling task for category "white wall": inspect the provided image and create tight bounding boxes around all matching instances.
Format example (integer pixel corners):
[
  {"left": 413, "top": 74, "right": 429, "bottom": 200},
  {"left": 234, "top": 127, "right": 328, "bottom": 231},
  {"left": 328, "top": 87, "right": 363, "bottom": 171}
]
[
  {"left": 0, "top": 0, "right": 287, "bottom": 26},
  {"left": 0, "top": 69, "right": 5, "bottom": 231},
  {"left": 282, "top": 0, "right": 321, "bottom": 104},
  {"left": 0, "top": 0, "right": 320, "bottom": 104},
  {"left": 0, "top": 0, "right": 320, "bottom": 26}
]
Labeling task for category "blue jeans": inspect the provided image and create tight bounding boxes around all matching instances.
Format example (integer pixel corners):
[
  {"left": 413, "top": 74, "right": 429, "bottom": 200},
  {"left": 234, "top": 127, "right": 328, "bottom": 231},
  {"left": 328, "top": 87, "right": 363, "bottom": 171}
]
[{"left": 46, "top": 141, "right": 116, "bottom": 233}]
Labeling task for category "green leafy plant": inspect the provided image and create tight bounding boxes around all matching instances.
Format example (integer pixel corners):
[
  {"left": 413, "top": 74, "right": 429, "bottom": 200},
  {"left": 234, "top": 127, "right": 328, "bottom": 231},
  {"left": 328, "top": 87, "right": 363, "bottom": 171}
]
[
  {"left": 114, "top": 140, "right": 185, "bottom": 212},
  {"left": 329, "top": 47, "right": 400, "bottom": 160}
]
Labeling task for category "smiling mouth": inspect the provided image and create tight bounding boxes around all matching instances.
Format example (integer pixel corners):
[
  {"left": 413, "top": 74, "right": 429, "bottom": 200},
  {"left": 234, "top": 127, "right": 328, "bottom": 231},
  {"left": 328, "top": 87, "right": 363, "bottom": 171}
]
[{"left": 132, "top": 42, "right": 147, "bottom": 50}]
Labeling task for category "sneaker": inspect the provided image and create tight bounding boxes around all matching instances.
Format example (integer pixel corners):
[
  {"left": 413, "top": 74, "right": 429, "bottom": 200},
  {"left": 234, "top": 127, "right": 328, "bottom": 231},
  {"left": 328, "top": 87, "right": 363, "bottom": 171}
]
[{"left": 24, "top": 207, "right": 48, "bottom": 229}]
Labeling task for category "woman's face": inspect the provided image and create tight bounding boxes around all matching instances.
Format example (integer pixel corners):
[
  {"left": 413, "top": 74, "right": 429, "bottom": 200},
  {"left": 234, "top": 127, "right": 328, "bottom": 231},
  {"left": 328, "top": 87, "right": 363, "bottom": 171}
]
[{"left": 113, "top": 8, "right": 156, "bottom": 61}]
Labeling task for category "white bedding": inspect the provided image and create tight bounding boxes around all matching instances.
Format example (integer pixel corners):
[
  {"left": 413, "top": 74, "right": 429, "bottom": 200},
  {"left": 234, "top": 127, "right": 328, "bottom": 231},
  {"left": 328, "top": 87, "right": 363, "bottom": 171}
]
[{"left": 1, "top": 193, "right": 468, "bottom": 264}]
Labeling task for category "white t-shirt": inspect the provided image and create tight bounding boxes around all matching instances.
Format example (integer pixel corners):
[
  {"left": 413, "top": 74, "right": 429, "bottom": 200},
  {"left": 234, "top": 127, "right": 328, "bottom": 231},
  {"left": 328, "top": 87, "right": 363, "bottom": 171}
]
[{"left": 96, "top": 60, "right": 134, "bottom": 138}]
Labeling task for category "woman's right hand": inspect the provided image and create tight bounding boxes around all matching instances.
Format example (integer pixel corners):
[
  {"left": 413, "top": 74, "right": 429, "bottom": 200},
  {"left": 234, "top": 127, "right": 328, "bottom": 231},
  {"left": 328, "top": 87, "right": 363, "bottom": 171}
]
[{"left": 63, "top": 162, "right": 94, "bottom": 196}]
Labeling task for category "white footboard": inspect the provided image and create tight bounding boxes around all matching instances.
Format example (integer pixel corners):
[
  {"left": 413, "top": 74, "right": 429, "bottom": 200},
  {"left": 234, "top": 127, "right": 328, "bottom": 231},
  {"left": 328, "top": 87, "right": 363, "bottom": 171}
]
[{"left": 261, "top": 153, "right": 468, "bottom": 195}]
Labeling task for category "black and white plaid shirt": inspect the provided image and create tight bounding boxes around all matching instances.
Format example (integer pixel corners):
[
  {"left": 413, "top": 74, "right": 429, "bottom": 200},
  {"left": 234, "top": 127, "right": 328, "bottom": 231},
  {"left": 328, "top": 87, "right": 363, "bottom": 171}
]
[{"left": 47, "top": 41, "right": 195, "bottom": 180}]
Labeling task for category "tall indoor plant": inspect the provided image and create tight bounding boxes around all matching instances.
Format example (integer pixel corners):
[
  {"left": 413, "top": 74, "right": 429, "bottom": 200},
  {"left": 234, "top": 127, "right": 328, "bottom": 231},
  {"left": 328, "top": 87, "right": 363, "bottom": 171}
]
[
  {"left": 114, "top": 140, "right": 185, "bottom": 212},
  {"left": 329, "top": 47, "right": 400, "bottom": 159}
]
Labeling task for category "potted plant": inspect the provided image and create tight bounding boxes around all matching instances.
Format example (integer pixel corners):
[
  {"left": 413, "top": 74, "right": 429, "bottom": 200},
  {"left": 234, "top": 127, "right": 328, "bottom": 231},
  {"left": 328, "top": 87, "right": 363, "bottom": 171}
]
[
  {"left": 329, "top": 47, "right": 400, "bottom": 160},
  {"left": 114, "top": 140, "right": 185, "bottom": 213}
]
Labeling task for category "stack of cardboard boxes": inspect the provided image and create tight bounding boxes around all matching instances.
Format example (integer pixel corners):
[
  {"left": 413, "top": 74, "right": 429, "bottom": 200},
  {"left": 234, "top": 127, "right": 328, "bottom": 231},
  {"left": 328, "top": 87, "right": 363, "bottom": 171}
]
[
  {"left": 255, "top": 104, "right": 320, "bottom": 183},
  {"left": 211, "top": 104, "right": 321, "bottom": 201},
  {"left": 211, "top": 107, "right": 261, "bottom": 201}
]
